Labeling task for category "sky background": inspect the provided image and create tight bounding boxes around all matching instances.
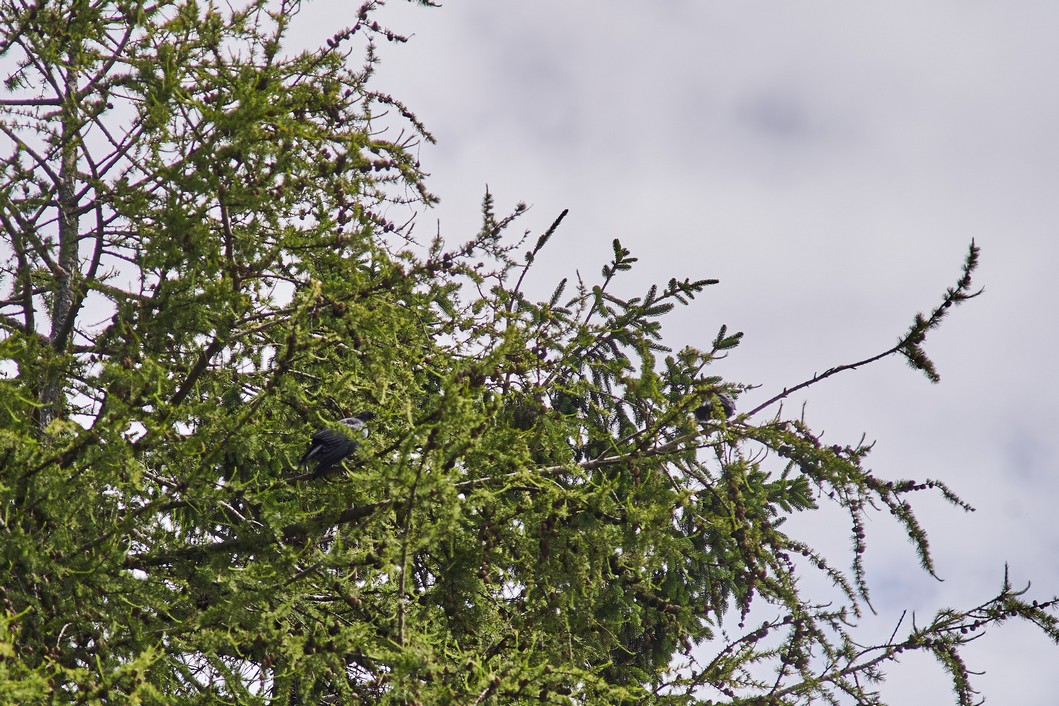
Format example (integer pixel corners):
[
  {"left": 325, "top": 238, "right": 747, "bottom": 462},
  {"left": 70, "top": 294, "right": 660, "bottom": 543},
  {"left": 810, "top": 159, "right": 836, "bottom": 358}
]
[{"left": 293, "top": 3, "right": 1059, "bottom": 703}]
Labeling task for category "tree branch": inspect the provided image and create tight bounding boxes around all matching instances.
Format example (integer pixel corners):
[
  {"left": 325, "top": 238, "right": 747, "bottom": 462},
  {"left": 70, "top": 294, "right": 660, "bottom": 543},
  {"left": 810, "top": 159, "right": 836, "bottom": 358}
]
[{"left": 746, "top": 241, "right": 983, "bottom": 418}]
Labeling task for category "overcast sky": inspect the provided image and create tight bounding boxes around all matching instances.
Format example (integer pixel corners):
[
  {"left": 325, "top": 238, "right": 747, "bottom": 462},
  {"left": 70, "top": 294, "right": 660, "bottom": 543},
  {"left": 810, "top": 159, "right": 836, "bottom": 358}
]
[{"left": 295, "top": 2, "right": 1059, "bottom": 702}]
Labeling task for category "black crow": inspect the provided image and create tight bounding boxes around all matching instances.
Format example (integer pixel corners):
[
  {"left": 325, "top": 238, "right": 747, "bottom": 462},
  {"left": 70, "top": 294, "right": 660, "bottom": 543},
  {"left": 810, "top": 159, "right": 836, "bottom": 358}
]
[
  {"left": 300, "top": 412, "right": 375, "bottom": 478},
  {"left": 694, "top": 392, "right": 736, "bottom": 422}
]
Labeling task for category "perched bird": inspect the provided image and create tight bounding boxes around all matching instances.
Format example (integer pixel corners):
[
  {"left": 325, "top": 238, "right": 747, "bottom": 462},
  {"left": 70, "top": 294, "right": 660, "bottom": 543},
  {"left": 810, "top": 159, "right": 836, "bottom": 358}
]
[
  {"left": 299, "top": 412, "right": 374, "bottom": 478},
  {"left": 694, "top": 392, "right": 736, "bottom": 422}
]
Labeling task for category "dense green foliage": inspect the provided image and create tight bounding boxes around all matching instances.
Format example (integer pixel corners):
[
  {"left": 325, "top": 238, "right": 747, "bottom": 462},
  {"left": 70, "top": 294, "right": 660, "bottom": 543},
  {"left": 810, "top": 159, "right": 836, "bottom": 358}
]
[{"left": 1, "top": 1, "right": 1056, "bottom": 704}]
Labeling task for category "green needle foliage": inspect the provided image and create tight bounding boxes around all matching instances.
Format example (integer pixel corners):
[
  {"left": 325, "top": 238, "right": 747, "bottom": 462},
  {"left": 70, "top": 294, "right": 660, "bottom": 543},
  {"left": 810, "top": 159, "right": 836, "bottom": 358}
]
[{"left": 0, "top": 1, "right": 1056, "bottom": 704}]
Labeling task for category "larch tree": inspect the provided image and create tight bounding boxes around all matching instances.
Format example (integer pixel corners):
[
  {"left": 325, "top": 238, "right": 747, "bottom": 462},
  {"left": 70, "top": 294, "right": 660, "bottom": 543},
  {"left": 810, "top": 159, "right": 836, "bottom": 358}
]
[{"left": 0, "top": 1, "right": 1056, "bottom": 704}]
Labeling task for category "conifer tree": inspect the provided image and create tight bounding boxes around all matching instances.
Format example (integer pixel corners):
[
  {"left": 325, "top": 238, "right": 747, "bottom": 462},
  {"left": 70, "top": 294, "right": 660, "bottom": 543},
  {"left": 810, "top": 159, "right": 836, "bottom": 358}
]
[{"left": 0, "top": 1, "right": 1056, "bottom": 704}]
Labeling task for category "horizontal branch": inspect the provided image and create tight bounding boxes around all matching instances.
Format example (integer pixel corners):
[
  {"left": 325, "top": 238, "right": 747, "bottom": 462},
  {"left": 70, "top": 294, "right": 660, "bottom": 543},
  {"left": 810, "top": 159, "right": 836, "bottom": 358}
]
[
  {"left": 745, "top": 344, "right": 900, "bottom": 419},
  {"left": 126, "top": 499, "right": 391, "bottom": 569},
  {"left": 0, "top": 97, "right": 61, "bottom": 106}
]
